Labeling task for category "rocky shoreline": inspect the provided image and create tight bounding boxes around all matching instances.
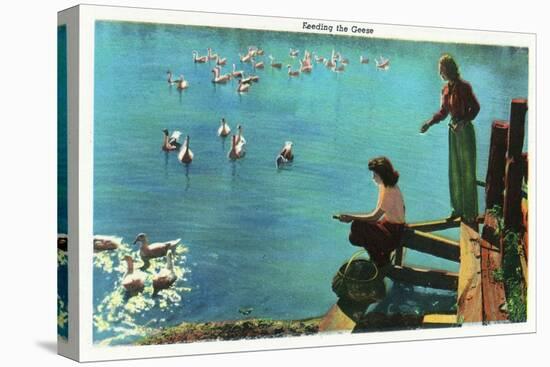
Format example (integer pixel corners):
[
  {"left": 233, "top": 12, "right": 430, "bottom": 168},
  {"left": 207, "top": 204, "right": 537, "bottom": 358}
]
[{"left": 136, "top": 318, "right": 322, "bottom": 345}]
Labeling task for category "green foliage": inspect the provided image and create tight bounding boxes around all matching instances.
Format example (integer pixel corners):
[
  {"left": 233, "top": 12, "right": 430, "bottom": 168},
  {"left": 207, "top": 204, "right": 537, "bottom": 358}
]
[
  {"left": 487, "top": 205, "right": 505, "bottom": 236},
  {"left": 492, "top": 268, "right": 504, "bottom": 283},
  {"left": 486, "top": 208, "right": 527, "bottom": 323}
]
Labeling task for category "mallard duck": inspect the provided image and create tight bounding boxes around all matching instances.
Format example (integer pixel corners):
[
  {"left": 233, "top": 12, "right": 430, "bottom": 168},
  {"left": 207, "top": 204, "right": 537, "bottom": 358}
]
[
  {"left": 152, "top": 250, "right": 177, "bottom": 296},
  {"left": 133, "top": 233, "right": 180, "bottom": 269},
  {"left": 121, "top": 255, "right": 145, "bottom": 296},
  {"left": 93, "top": 235, "right": 122, "bottom": 252}
]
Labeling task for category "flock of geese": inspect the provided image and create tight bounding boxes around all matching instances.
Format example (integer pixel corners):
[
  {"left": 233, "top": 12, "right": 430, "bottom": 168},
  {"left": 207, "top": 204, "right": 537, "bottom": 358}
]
[
  {"left": 162, "top": 119, "right": 293, "bottom": 167},
  {"left": 94, "top": 233, "right": 182, "bottom": 297},
  {"left": 167, "top": 46, "right": 390, "bottom": 94},
  {"left": 163, "top": 46, "right": 389, "bottom": 167}
]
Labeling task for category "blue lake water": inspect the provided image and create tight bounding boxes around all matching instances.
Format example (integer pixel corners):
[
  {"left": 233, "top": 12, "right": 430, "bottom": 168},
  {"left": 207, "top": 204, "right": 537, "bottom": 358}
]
[{"left": 92, "top": 21, "right": 529, "bottom": 344}]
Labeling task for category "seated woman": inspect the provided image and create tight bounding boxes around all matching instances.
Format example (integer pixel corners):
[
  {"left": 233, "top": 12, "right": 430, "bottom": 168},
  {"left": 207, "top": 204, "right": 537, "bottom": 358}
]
[{"left": 337, "top": 156, "right": 406, "bottom": 268}]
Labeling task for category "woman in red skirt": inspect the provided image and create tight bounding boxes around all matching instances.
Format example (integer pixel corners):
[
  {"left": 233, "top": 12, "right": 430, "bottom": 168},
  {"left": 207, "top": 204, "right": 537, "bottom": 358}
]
[{"left": 337, "top": 156, "right": 406, "bottom": 267}]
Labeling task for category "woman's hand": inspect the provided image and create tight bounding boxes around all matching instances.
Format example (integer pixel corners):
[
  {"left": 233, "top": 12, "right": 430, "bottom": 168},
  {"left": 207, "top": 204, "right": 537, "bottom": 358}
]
[{"left": 420, "top": 121, "right": 431, "bottom": 133}]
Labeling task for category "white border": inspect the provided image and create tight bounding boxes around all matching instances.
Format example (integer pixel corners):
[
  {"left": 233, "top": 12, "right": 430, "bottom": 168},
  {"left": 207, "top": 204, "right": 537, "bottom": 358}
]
[{"left": 63, "top": 4, "right": 536, "bottom": 362}]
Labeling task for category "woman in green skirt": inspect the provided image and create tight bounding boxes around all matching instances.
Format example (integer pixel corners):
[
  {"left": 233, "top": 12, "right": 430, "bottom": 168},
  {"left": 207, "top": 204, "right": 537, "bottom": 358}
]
[{"left": 420, "top": 54, "right": 481, "bottom": 223}]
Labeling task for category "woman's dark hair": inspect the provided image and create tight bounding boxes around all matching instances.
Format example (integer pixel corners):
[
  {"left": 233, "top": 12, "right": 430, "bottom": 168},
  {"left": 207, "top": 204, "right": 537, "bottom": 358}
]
[
  {"left": 439, "top": 54, "right": 460, "bottom": 81},
  {"left": 368, "top": 156, "right": 399, "bottom": 187}
]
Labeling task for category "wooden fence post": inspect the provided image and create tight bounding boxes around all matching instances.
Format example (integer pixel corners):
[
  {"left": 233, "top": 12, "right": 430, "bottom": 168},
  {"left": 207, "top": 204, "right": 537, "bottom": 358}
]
[
  {"left": 503, "top": 99, "right": 528, "bottom": 233},
  {"left": 485, "top": 121, "right": 509, "bottom": 210}
]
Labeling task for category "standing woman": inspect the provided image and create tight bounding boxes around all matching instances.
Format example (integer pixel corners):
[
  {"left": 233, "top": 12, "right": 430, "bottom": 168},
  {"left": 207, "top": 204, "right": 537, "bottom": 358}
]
[
  {"left": 420, "top": 54, "right": 480, "bottom": 223},
  {"left": 337, "top": 157, "right": 406, "bottom": 268}
]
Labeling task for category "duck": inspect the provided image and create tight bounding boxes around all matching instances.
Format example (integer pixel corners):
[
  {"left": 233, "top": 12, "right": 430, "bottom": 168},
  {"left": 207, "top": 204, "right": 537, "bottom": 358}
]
[
  {"left": 93, "top": 235, "right": 122, "bottom": 252},
  {"left": 212, "top": 66, "right": 231, "bottom": 84},
  {"left": 121, "top": 255, "right": 146, "bottom": 296},
  {"left": 176, "top": 75, "right": 188, "bottom": 90},
  {"left": 58, "top": 233, "right": 68, "bottom": 251},
  {"left": 178, "top": 135, "right": 194, "bottom": 164},
  {"left": 256, "top": 48, "right": 265, "bottom": 56},
  {"left": 152, "top": 250, "right": 177, "bottom": 296},
  {"left": 276, "top": 141, "right": 294, "bottom": 167},
  {"left": 360, "top": 55, "right": 369, "bottom": 64},
  {"left": 237, "top": 79, "right": 250, "bottom": 93},
  {"left": 207, "top": 48, "right": 219, "bottom": 61},
  {"left": 251, "top": 58, "right": 264, "bottom": 69},
  {"left": 162, "top": 129, "right": 181, "bottom": 151},
  {"left": 133, "top": 233, "right": 181, "bottom": 269},
  {"left": 218, "top": 118, "right": 231, "bottom": 137},
  {"left": 289, "top": 48, "right": 300, "bottom": 57},
  {"left": 300, "top": 60, "right": 313, "bottom": 73},
  {"left": 228, "top": 134, "right": 245, "bottom": 160},
  {"left": 192, "top": 50, "right": 208, "bottom": 63},
  {"left": 232, "top": 64, "right": 244, "bottom": 78},
  {"left": 268, "top": 55, "right": 282, "bottom": 69},
  {"left": 287, "top": 65, "right": 300, "bottom": 77}
]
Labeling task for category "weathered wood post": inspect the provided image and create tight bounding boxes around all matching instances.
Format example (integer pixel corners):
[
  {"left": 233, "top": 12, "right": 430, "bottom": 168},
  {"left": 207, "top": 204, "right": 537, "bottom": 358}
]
[
  {"left": 503, "top": 99, "right": 528, "bottom": 235},
  {"left": 485, "top": 121, "right": 509, "bottom": 210}
]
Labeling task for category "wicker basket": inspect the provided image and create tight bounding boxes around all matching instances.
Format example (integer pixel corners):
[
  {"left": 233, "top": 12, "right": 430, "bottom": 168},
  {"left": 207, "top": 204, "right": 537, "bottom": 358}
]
[{"left": 332, "top": 250, "right": 386, "bottom": 304}]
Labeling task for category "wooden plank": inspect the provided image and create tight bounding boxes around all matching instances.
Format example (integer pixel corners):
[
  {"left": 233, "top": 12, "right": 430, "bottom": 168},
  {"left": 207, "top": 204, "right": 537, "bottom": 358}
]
[
  {"left": 387, "top": 265, "right": 458, "bottom": 290},
  {"left": 406, "top": 218, "right": 461, "bottom": 232},
  {"left": 457, "top": 223, "right": 483, "bottom": 323},
  {"left": 423, "top": 314, "right": 458, "bottom": 326},
  {"left": 406, "top": 216, "right": 484, "bottom": 233},
  {"left": 402, "top": 229, "right": 460, "bottom": 262},
  {"left": 480, "top": 237, "right": 507, "bottom": 323}
]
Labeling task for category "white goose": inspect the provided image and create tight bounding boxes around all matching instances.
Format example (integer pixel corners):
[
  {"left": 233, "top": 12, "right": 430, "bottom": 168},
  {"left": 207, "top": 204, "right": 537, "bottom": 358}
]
[
  {"left": 192, "top": 51, "right": 208, "bottom": 63},
  {"left": 178, "top": 135, "right": 194, "bottom": 164},
  {"left": 236, "top": 124, "right": 246, "bottom": 146},
  {"left": 269, "top": 55, "right": 282, "bottom": 69},
  {"left": 228, "top": 134, "right": 245, "bottom": 160},
  {"left": 162, "top": 129, "right": 181, "bottom": 151},
  {"left": 176, "top": 75, "right": 188, "bottom": 90},
  {"left": 152, "top": 250, "right": 178, "bottom": 296},
  {"left": 232, "top": 64, "right": 244, "bottom": 78},
  {"left": 212, "top": 67, "right": 231, "bottom": 84},
  {"left": 93, "top": 235, "right": 122, "bottom": 252},
  {"left": 239, "top": 52, "right": 253, "bottom": 63},
  {"left": 300, "top": 60, "right": 313, "bottom": 73},
  {"left": 252, "top": 58, "right": 264, "bottom": 70},
  {"left": 287, "top": 65, "right": 300, "bottom": 77},
  {"left": 237, "top": 79, "right": 250, "bottom": 93},
  {"left": 121, "top": 255, "right": 146, "bottom": 296},
  {"left": 134, "top": 233, "right": 181, "bottom": 270},
  {"left": 218, "top": 118, "right": 231, "bottom": 137},
  {"left": 207, "top": 48, "right": 218, "bottom": 61}
]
